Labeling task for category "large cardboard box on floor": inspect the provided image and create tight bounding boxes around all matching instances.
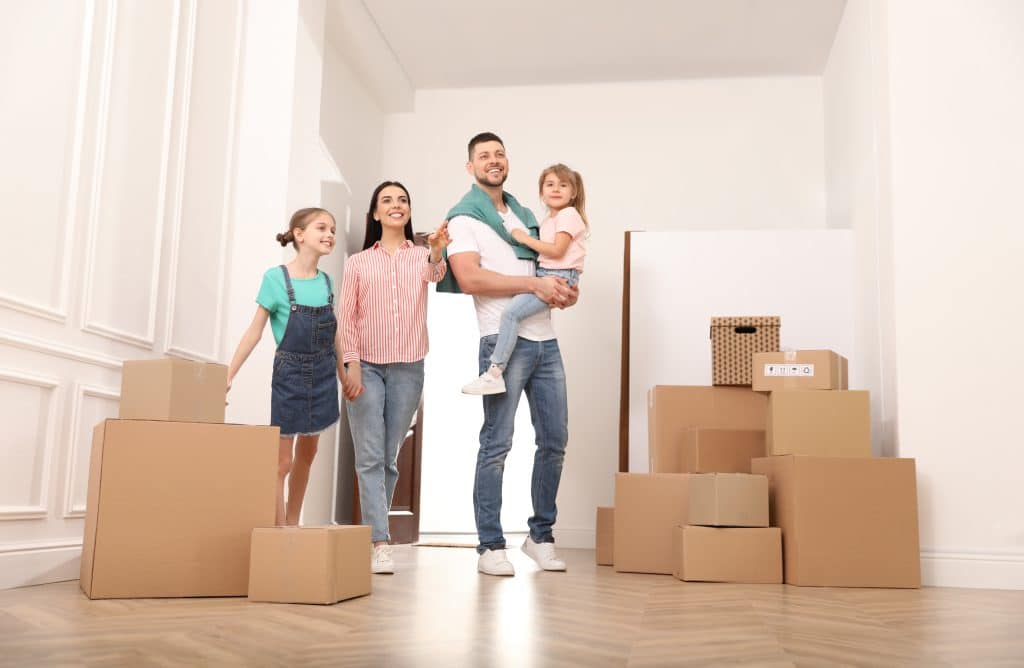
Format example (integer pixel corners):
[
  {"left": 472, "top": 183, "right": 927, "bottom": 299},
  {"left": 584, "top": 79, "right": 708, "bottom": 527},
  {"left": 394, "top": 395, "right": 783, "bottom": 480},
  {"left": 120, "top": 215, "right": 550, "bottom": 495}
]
[
  {"left": 672, "top": 525, "right": 782, "bottom": 583},
  {"left": 752, "top": 349, "right": 848, "bottom": 392},
  {"left": 752, "top": 455, "right": 921, "bottom": 588},
  {"left": 119, "top": 358, "right": 228, "bottom": 423},
  {"left": 767, "top": 390, "right": 871, "bottom": 457},
  {"left": 80, "top": 419, "right": 278, "bottom": 599},
  {"left": 614, "top": 473, "right": 691, "bottom": 574},
  {"left": 653, "top": 428, "right": 765, "bottom": 474},
  {"left": 688, "top": 473, "right": 768, "bottom": 527},
  {"left": 648, "top": 386, "right": 767, "bottom": 473},
  {"left": 596, "top": 506, "right": 614, "bottom": 566},
  {"left": 710, "top": 315, "right": 781, "bottom": 385},
  {"left": 248, "top": 526, "right": 371, "bottom": 604}
]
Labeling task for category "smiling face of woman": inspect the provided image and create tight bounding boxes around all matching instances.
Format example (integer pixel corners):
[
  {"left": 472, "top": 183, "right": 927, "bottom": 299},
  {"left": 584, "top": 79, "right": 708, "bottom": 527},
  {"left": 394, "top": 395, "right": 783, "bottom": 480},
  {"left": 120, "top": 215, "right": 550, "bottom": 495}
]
[{"left": 374, "top": 185, "right": 411, "bottom": 229}]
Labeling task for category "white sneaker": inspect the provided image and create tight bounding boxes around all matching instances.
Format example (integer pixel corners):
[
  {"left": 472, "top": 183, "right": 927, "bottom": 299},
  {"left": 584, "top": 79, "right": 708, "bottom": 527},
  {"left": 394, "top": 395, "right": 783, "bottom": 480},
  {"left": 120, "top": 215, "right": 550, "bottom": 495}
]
[
  {"left": 462, "top": 369, "right": 506, "bottom": 395},
  {"left": 371, "top": 544, "right": 394, "bottom": 574},
  {"left": 521, "top": 537, "right": 566, "bottom": 571},
  {"left": 477, "top": 548, "right": 515, "bottom": 576}
]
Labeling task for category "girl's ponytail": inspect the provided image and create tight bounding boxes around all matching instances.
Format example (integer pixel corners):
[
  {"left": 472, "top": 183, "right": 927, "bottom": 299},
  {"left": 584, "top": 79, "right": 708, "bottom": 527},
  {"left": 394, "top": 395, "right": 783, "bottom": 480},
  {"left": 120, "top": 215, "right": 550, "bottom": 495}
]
[{"left": 276, "top": 230, "right": 295, "bottom": 247}]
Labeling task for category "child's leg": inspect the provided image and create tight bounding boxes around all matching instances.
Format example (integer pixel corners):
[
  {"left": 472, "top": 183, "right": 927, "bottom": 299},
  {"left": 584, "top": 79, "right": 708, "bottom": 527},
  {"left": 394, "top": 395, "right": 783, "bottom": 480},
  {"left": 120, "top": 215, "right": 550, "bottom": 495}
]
[
  {"left": 285, "top": 434, "right": 320, "bottom": 525},
  {"left": 276, "top": 435, "right": 294, "bottom": 526},
  {"left": 489, "top": 293, "right": 551, "bottom": 368}
]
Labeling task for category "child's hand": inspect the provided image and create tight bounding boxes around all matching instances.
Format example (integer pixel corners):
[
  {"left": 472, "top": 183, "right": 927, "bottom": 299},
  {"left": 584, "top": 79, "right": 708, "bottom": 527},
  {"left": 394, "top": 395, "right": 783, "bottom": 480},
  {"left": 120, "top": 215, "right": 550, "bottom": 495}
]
[{"left": 511, "top": 228, "right": 528, "bottom": 243}]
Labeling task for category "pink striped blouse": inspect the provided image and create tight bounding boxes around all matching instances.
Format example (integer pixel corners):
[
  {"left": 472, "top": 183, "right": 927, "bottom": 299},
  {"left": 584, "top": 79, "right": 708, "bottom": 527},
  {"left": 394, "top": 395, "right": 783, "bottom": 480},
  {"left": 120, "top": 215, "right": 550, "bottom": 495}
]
[{"left": 340, "top": 240, "right": 446, "bottom": 365}]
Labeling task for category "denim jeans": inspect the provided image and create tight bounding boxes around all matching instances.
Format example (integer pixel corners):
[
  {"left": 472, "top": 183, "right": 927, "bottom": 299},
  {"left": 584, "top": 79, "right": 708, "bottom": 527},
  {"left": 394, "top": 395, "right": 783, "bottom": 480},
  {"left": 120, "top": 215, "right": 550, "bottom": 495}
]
[
  {"left": 346, "top": 359, "right": 424, "bottom": 543},
  {"left": 489, "top": 267, "right": 579, "bottom": 369},
  {"left": 475, "top": 335, "right": 568, "bottom": 553}
]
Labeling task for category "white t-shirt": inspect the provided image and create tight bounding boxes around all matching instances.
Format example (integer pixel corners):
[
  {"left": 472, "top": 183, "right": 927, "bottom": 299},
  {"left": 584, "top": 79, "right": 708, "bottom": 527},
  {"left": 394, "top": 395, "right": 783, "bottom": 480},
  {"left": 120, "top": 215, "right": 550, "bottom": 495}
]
[{"left": 447, "top": 210, "right": 556, "bottom": 341}]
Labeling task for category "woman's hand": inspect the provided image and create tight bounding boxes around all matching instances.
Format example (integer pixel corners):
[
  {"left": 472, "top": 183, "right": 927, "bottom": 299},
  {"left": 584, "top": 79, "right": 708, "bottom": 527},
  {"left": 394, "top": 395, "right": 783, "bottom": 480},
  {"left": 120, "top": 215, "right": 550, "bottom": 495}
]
[
  {"left": 341, "top": 363, "right": 364, "bottom": 401},
  {"left": 427, "top": 221, "right": 451, "bottom": 263}
]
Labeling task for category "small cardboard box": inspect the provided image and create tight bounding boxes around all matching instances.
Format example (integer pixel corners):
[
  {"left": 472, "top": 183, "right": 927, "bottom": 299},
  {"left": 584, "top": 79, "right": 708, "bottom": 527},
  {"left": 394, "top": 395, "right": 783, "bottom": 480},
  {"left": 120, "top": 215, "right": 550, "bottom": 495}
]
[
  {"left": 752, "top": 349, "right": 848, "bottom": 392},
  {"left": 652, "top": 428, "right": 765, "bottom": 474},
  {"left": 648, "top": 386, "right": 767, "bottom": 473},
  {"left": 688, "top": 473, "right": 768, "bottom": 527},
  {"left": 673, "top": 525, "right": 782, "bottom": 583},
  {"left": 596, "top": 507, "right": 614, "bottom": 566},
  {"left": 767, "top": 390, "right": 871, "bottom": 457},
  {"left": 119, "top": 358, "right": 228, "bottom": 423},
  {"left": 710, "top": 316, "right": 780, "bottom": 386},
  {"left": 248, "top": 526, "right": 371, "bottom": 605},
  {"left": 614, "top": 473, "right": 692, "bottom": 575},
  {"left": 80, "top": 419, "right": 278, "bottom": 599},
  {"left": 752, "top": 455, "right": 921, "bottom": 588}
]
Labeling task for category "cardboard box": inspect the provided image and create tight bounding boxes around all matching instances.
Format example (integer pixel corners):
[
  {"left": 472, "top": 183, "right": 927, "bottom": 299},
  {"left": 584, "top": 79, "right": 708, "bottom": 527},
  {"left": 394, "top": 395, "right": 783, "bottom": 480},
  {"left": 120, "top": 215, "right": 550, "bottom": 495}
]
[
  {"left": 653, "top": 428, "right": 765, "bottom": 474},
  {"left": 596, "top": 507, "right": 614, "bottom": 566},
  {"left": 710, "top": 316, "right": 780, "bottom": 385},
  {"left": 752, "top": 349, "right": 848, "bottom": 392},
  {"left": 648, "top": 386, "right": 767, "bottom": 473},
  {"left": 688, "top": 473, "right": 768, "bottom": 527},
  {"left": 614, "top": 473, "right": 691, "bottom": 574},
  {"left": 673, "top": 525, "right": 782, "bottom": 583},
  {"left": 752, "top": 455, "right": 921, "bottom": 588},
  {"left": 248, "top": 526, "right": 371, "bottom": 605},
  {"left": 80, "top": 419, "right": 278, "bottom": 599},
  {"left": 767, "top": 390, "right": 871, "bottom": 457},
  {"left": 119, "top": 358, "right": 228, "bottom": 423}
]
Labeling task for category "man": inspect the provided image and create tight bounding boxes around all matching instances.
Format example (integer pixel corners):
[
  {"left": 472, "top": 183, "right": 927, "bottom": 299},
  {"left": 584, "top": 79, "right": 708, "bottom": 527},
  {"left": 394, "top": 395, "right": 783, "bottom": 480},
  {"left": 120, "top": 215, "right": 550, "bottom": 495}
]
[{"left": 440, "top": 132, "right": 577, "bottom": 576}]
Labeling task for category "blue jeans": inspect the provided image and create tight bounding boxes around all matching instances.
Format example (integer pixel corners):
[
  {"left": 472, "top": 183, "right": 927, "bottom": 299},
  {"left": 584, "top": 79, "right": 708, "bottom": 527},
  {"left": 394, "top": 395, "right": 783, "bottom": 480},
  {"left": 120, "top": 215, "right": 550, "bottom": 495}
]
[
  {"left": 475, "top": 335, "right": 568, "bottom": 553},
  {"left": 346, "top": 360, "right": 424, "bottom": 543},
  {"left": 489, "top": 267, "right": 579, "bottom": 368}
]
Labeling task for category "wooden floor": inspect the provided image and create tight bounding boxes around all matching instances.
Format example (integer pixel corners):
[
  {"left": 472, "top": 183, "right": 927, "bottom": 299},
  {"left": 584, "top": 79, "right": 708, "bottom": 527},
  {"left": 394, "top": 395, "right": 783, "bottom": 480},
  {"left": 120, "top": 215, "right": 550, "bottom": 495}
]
[{"left": 2, "top": 546, "right": 1023, "bottom": 667}]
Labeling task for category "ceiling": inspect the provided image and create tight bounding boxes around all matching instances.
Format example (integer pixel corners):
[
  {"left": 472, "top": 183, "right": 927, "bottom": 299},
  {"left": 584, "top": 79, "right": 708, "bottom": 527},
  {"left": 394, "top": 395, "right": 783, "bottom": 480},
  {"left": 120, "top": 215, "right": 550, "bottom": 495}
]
[{"left": 360, "top": 0, "right": 847, "bottom": 89}]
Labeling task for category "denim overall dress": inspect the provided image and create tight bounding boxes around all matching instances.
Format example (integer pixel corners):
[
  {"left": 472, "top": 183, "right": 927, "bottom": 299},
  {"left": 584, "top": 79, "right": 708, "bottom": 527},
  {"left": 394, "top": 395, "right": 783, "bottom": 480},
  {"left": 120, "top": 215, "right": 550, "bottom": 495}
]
[{"left": 270, "top": 266, "right": 340, "bottom": 437}]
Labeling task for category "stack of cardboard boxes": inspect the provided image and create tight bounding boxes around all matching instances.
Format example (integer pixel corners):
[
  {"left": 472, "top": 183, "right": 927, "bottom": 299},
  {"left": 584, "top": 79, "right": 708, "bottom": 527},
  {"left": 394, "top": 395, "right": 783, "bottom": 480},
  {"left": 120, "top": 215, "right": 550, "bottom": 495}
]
[
  {"left": 599, "top": 317, "right": 921, "bottom": 589},
  {"left": 80, "top": 358, "right": 370, "bottom": 605}
]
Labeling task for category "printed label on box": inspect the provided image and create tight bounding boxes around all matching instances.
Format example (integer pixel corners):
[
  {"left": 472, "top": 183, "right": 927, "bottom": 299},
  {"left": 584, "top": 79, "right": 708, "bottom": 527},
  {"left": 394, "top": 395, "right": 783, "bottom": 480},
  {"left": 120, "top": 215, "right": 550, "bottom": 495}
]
[{"left": 763, "top": 363, "right": 815, "bottom": 377}]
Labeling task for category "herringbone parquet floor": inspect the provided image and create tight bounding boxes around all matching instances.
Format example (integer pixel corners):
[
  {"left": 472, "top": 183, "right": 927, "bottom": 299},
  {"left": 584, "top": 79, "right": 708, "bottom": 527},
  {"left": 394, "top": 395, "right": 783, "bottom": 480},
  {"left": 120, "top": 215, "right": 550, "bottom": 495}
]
[{"left": 2, "top": 546, "right": 1023, "bottom": 666}]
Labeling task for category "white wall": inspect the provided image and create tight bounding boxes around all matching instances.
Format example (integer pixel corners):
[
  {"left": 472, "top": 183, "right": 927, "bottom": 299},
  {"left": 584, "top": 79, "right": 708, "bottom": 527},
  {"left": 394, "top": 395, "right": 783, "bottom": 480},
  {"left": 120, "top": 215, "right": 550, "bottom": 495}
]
[
  {"left": 881, "top": 0, "right": 1024, "bottom": 589},
  {"left": 381, "top": 78, "right": 827, "bottom": 545},
  {"left": 823, "top": 0, "right": 898, "bottom": 457}
]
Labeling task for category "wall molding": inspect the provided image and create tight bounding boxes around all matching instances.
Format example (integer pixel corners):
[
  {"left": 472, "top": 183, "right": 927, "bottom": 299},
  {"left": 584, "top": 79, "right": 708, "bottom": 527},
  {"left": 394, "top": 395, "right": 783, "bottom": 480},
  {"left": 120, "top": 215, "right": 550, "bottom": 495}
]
[
  {"left": 80, "top": 0, "right": 181, "bottom": 350},
  {"left": 62, "top": 383, "right": 119, "bottom": 519},
  {"left": 0, "top": 0, "right": 96, "bottom": 324},
  {"left": 0, "top": 370, "right": 61, "bottom": 520},
  {"left": 0, "top": 328, "right": 122, "bottom": 370}
]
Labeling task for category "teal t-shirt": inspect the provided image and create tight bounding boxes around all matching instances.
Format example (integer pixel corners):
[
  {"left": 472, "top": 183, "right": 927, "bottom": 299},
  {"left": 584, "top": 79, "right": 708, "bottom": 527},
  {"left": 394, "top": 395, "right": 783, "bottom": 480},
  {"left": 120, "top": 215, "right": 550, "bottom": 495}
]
[{"left": 256, "top": 267, "right": 333, "bottom": 345}]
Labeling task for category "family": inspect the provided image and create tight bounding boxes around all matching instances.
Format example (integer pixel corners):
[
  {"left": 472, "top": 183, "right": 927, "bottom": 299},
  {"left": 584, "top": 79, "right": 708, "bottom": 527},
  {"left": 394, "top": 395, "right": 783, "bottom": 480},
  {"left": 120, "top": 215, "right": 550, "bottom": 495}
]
[{"left": 226, "top": 132, "right": 587, "bottom": 577}]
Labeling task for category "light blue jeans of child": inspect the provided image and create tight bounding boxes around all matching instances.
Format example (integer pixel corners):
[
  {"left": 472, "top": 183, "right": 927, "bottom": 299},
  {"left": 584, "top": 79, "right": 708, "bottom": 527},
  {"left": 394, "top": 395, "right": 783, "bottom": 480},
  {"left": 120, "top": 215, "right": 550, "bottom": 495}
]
[{"left": 489, "top": 267, "right": 579, "bottom": 369}]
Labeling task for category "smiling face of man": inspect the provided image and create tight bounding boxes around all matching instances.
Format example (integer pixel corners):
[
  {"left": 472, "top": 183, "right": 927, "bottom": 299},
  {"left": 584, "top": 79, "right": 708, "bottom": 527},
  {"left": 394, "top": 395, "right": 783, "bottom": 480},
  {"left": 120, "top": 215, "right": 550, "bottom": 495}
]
[{"left": 467, "top": 139, "right": 508, "bottom": 189}]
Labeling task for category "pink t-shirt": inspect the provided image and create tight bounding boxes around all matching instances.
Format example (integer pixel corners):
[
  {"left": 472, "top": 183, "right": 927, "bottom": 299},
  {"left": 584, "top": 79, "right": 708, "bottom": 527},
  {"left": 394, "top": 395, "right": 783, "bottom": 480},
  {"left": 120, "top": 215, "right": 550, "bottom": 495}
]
[{"left": 538, "top": 206, "right": 587, "bottom": 272}]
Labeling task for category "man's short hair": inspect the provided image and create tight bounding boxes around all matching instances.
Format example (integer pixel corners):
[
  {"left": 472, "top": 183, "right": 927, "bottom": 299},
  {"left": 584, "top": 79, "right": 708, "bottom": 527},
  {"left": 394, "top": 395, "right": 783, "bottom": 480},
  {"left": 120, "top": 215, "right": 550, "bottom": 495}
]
[{"left": 467, "top": 132, "right": 504, "bottom": 160}]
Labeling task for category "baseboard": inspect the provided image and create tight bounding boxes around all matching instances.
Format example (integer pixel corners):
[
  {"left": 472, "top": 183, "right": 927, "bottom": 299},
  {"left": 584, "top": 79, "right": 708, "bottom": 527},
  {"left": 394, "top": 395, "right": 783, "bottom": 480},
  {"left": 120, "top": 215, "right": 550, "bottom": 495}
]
[
  {"left": 921, "top": 549, "right": 1024, "bottom": 590},
  {"left": 0, "top": 540, "right": 82, "bottom": 591}
]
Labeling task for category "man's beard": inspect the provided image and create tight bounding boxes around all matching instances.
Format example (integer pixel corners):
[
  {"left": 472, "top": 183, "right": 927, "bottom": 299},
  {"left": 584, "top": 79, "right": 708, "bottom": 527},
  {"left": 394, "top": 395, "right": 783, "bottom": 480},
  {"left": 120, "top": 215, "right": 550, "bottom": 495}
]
[{"left": 475, "top": 170, "right": 508, "bottom": 188}]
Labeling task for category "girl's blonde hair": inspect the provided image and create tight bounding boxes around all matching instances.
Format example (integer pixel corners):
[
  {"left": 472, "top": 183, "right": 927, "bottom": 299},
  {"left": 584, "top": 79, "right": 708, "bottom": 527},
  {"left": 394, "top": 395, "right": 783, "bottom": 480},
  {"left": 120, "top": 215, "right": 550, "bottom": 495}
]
[
  {"left": 538, "top": 164, "right": 588, "bottom": 230},
  {"left": 276, "top": 207, "right": 334, "bottom": 249}
]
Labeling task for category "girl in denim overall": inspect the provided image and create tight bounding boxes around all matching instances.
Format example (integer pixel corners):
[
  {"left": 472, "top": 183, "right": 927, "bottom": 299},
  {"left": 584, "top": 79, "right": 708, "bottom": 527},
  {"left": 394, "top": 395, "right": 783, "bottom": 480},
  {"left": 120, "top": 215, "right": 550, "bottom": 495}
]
[{"left": 227, "top": 207, "right": 342, "bottom": 526}]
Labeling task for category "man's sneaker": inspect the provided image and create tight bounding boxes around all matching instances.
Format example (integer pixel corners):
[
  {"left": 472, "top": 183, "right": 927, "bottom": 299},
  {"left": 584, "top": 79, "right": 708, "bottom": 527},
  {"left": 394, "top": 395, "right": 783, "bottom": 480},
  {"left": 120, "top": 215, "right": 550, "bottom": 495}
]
[
  {"left": 477, "top": 548, "right": 515, "bottom": 576},
  {"left": 462, "top": 370, "right": 506, "bottom": 396},
  {"left": 521, "top": 536, "right": 566, "bottom": 571},
  {"left": 372, "top": 544, "right": 394, "bottom": 574}
]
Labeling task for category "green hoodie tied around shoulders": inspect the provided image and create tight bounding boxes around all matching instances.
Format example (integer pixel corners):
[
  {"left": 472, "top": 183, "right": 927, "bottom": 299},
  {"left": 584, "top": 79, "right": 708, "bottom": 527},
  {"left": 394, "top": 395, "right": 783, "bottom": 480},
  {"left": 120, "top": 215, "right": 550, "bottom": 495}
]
[{"left": 435, "top": 184, "right": 539, "bottom": 294}]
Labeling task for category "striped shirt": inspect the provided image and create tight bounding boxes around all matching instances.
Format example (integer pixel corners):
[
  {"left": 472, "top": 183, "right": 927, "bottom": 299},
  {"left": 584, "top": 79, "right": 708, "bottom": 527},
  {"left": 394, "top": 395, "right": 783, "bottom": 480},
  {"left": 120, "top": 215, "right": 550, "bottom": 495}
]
[{"left": 340, "top": 240, "right": 446, "bottom": 365}]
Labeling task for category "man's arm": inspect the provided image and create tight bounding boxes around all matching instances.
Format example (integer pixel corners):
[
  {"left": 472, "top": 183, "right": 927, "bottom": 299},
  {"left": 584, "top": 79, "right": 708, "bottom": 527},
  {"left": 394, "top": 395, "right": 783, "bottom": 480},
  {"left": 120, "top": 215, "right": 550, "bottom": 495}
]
[{"left": 448, "top": 252, "right": 573, "bottom": 305}]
